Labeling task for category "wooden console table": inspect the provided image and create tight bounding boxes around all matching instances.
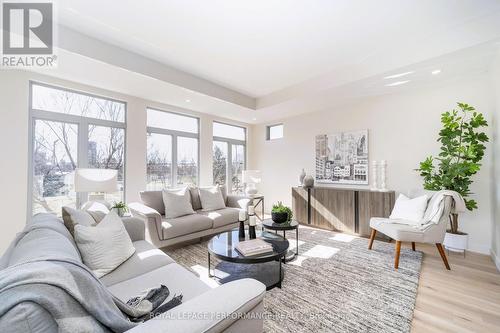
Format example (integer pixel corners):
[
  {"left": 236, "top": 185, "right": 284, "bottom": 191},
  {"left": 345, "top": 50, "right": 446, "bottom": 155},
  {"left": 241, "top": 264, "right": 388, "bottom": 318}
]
[{"left": 292, "top": 187, "right": 395, "bottom": 240}]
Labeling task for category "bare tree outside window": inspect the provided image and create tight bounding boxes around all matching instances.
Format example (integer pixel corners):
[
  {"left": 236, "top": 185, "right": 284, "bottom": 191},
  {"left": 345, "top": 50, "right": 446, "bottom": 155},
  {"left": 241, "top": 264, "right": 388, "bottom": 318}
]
[{"left": 31, "top": 84, "right": 125, "bottom": 216}]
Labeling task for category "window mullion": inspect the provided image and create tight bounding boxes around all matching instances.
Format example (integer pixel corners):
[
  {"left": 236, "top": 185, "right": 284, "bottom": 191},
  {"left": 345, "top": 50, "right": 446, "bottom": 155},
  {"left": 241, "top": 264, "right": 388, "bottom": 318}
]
[
  {"left": 227, "top": 142, "right": 233, "bottom": 194},
  {"left": 172, "top": 135, "right": 178, "bottom": 187}
]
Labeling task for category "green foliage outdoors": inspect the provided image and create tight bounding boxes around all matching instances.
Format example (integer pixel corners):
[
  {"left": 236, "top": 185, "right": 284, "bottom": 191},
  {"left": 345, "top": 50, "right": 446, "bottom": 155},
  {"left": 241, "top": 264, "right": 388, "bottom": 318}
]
[
  {"left": 416, "top": 102, "right": 488, "bottom": 215},
  {"left": 271, "top": 201, "right": 293, "bottom": 221}
]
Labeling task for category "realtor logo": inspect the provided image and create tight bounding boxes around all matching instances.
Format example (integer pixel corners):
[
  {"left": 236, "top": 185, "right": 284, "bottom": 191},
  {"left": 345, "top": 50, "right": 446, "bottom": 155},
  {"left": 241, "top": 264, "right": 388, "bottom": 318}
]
[{"left": 1, "top": 1, "right": 56, "bottom": 68}]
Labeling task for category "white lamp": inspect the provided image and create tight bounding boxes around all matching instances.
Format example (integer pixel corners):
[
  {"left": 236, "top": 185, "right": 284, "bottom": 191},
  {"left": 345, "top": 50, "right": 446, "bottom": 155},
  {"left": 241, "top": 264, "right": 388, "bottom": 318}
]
[
  {"left": 242, "top": 170, "right": 261, "bottom": 196},
  {"left": 74, "top": 168, "right": 118, "bottom": 202}
]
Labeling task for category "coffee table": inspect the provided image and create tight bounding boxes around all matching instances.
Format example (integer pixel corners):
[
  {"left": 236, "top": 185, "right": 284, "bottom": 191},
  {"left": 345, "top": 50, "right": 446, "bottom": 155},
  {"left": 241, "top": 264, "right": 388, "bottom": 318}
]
[
  {"left": 207, "top": 229, "right": 289, "bottom": 290},
  {"left": 262, "top": 219, "right": 299, "bottom": 262}
]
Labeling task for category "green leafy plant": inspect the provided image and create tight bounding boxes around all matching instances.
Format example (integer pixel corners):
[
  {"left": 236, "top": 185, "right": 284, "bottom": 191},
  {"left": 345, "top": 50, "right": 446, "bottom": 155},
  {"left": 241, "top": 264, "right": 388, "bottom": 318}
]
[
  {"left": 111, "top": 201, "right": 128, "bottom": 212},
  {"left": 271, "top": 201, "right": 293, "bottom": 221},
  {"left": 416, "top": 102, "right": 488, "bottom": 234}
]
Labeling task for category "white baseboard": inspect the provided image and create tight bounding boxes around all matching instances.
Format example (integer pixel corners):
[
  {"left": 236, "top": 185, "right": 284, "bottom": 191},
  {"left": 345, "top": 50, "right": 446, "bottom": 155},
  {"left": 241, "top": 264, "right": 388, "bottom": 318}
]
[{"left": 491, "top": 250, "right": 500, "bottom": 272}]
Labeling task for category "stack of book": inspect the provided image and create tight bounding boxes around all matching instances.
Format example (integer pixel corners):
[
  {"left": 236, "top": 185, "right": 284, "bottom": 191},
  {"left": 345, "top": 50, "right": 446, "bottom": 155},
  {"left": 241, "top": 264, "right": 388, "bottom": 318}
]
[{"left": 235, "top": 239, "right": 273, "bottom": 256}]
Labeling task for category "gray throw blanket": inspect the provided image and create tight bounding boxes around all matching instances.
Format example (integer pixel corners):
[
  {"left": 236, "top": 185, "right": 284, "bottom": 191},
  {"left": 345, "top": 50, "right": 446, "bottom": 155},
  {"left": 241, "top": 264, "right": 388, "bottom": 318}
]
[{"left": 0, "top": 257, "right": 183, "bottom": 332}]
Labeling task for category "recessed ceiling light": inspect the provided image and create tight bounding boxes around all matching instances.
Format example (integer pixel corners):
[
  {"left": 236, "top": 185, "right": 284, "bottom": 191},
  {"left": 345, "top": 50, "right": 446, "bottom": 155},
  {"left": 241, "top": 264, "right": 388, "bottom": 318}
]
[
  {"left": 385, "top": 80, "right": 410, "bottom": 87},
  {"left": 252, "top": 117, "right": 257, "bottom": 121},
  {"left": 185, "top": 99, "right": 191, "bottom": 103},
  {"left": 384, "top": 71, "right": 414, "bottom": 79},
  {"left": 431, "top": 69, "right": 441, "bottom": 75}
]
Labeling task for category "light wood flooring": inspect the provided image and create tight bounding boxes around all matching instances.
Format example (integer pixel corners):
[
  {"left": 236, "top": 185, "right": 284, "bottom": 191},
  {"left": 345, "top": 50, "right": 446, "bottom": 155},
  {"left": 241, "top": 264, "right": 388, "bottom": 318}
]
[{"left": 410, "top": 243, "right": 500, "bottom": 333}]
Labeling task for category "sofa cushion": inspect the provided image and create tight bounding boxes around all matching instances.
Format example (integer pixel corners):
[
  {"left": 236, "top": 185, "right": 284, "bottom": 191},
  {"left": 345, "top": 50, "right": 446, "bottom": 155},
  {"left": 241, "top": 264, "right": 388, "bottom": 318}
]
[
  {"left": 161, "top": 214, "right": 213, "bottom": 240},
  {"left": 199, "top": 186, "right": 226, "bottom": 211},
  {"left": 107, "top": 263, "right": 211, "bottom": 303},
  {"left": 189, "top": 186, "right": 203, "bottom": 211},
  {"left": 62, "top": 206, "right": 96, "bottom": 235},
  {"left": 82, "top": 201, "right": 111, "bottom": 223},
  {"left": 74, "top": 211, "right": 135, "bottom": 278},
  {"left": 162, "top": 187, "right": 195, "bottom": 219},
  {"left": 100, "top": 240, "right": 175, "bottom": 286},
  {"left": 370, "top": 217, "right": 425, "bottom": 242},
  {"left": 139, "top": 190, "right": 165, "bottom": 215},
  {"left": 197, "top": 208, "right": 240, "bottom": 228}
]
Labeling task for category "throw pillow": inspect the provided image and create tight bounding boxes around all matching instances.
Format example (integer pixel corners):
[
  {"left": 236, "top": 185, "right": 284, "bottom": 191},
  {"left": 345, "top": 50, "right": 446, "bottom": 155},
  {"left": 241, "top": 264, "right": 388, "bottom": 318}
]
[
  {"left": 199, "top": 186, "right": 226, "bottom": 211},
  {"left": 74, "top": 211, "right": 135, "bottom": 278},
  {"left": 162, "top": 187, "right": 195, "bottom": 219},
  {"left": 82, "top": 201, "right": 111, "bottom": 223},
  {"left": 389, "top": 194, "right": 428, "bottom": 224},
  {"left": 62, "top": 206, "right": 97, "bottom": 236}
]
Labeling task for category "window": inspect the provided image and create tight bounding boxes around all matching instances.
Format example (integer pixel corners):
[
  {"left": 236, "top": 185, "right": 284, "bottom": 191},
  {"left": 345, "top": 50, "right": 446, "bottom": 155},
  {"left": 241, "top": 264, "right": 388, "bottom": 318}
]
[
  {"left": 147, "top": 108, "right": 199, "bottom": 189},
  {"left": 30, "top": 82, "right": 126, "bottom": 216},
  {"left": 267, "top": 124, "right": 283, "bottom": 140},
  {"left": 212, "top": 122, "right": 246, "bottom": 193}
]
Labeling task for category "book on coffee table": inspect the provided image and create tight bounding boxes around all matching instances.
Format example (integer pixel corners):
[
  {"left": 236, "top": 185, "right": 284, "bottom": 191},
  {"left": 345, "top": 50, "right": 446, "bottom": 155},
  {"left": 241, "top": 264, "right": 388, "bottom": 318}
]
[{"left": 235, "top": 239, "right": 274, "bottom": 256}]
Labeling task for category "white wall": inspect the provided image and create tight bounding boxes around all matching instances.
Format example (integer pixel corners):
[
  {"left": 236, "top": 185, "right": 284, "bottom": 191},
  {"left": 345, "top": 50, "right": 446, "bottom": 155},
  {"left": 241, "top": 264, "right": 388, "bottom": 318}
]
[
  {"left": 0, "top": 70, "right": 251, "bottom": 254},
  {"left": 250, "top": 72, "right": 494, "bottom": 254},
  {"left": 491, "top": 49, "right": 500, "bottom": 268}
]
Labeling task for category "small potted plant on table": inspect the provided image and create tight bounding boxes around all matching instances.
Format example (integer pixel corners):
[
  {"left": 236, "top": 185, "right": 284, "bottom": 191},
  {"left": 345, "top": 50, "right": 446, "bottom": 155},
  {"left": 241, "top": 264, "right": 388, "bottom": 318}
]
[
  {"left": 271, "top": 201, "right": 293, "bottom": 224},
  {"left": 111, "top": 201, "right": 129, "bottom": 217}
]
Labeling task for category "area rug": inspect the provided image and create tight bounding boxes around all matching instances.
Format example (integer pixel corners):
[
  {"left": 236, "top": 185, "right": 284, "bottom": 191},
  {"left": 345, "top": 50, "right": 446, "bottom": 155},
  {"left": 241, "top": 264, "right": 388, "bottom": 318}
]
[{"left": 164, "top": 226, "right": 422, "bottom": 333}]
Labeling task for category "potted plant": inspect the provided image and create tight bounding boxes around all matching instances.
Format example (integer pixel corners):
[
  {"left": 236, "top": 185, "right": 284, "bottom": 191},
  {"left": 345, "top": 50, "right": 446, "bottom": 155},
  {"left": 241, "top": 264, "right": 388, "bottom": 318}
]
[
  {"left": 271, "top": 201, "right": 293, "bottom": 223},
  {"left": 111, "top": 201, "right": 129, "bottom": 217},
  {"left": 416, "top": 102, "right": 488, "bottom": 252}
]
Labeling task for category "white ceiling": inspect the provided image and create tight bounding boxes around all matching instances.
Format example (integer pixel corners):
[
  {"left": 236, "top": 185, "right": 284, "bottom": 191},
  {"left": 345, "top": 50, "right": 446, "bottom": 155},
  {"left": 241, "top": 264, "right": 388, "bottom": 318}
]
[{"left": 35, "top": 1, "right": 500, "bottom": 123}]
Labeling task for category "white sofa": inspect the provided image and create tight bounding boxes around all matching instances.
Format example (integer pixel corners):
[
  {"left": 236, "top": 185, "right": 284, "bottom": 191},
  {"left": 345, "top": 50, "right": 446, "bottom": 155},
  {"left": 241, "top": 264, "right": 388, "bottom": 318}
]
[
  {"left": 130, "top": 186, "right": 251, "bottom": 248},
  {"left": 0, "top": 214, "right": 266, "bottom": 332}
]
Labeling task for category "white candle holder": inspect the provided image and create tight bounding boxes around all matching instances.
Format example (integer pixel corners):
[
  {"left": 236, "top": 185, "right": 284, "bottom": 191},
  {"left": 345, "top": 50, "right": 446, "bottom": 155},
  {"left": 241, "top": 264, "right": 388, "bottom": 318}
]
[{"left": 379, "top": 160, "right": 388, "bottom": 192}]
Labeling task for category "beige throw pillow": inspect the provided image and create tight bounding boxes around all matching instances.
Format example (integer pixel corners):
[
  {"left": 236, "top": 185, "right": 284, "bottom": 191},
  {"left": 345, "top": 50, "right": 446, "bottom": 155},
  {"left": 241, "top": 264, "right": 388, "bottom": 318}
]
[
  {"left": 74, "top": 211, "right": 135, "bottom": 278},
  {"left": 162, "top": 187, "right": 195, "bottom": 219},
  {"left": 199, "top": 186, "right": 226, "bottom": 211}
]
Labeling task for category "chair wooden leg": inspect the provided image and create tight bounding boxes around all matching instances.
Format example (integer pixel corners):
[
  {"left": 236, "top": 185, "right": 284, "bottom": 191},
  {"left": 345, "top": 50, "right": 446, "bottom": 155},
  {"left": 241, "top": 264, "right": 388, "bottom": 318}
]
[
  {"left": 436, "top": 243, "right": 451, "bottom": 270},
  {"left": 411, "top": 242, "right": 416, "bottom": 251},
  {"left": 394, "top": 241, "right": 402, "bottom": 269},
  {"left": 368, "top": 229, "right": 377, "bottom": 250}
]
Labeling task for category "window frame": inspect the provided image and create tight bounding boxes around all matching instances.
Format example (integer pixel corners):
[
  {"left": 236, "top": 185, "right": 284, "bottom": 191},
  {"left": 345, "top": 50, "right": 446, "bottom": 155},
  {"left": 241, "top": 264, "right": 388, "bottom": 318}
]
[
  {"left": 28, "top": 81, "right": 127, "bottom": 218},
  {"left": 212, "top": 121, "right": 247, "bottom": 194},
  {"left": 266, "top": 123, "right": 284, "bottom": 140},
  {"left": 146, "top": 107, "right": 200, "bottom": 187}
]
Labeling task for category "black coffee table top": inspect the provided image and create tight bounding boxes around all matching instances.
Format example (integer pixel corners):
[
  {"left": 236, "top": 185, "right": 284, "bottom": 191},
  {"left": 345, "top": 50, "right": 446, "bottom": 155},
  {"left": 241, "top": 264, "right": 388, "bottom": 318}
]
[
  {"left": 208, "top": 229, "right": 289, "bottom": 264},
  {"left": 262, "top": 219, "right": 299, "bottom": 231}
]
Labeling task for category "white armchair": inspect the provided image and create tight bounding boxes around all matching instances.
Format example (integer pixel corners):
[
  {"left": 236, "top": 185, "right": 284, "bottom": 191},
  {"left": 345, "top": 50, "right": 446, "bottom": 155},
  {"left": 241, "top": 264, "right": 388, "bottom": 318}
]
[{"left": 368, "top": 190, "right": 453, "bottom": 270}]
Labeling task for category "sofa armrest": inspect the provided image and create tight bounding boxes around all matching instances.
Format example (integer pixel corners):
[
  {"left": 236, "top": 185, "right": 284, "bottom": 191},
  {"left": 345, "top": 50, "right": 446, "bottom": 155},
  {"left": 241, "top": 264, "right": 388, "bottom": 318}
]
[
  {"left": 129, "top": 202, "right": 164, "bottom": 243},
  {"left": 126, "top": 278, "right": 265, "bottom": 333},
  {"left": 226, "top": 195, "right": 251, "bottom": 210},
  {"left": 121, "top": 217, "right": 145, "bottom": 242}
]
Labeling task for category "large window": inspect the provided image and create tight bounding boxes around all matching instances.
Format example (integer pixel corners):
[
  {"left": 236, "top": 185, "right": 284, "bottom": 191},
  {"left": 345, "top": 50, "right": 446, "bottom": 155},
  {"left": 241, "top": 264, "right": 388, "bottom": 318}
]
[
  {"left": 147, "top": 108, "right": 199, "bottom": 189},
  {"left": 30, "top": 82, "right": 126, "bottom": 216},
  {"left": 213, "top": 122, "right": 246, "bottom": 193}
]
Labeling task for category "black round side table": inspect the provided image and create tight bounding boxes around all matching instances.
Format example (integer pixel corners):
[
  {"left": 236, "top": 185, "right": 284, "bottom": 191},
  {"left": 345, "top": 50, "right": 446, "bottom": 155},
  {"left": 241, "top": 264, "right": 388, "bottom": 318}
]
[{"left": 262, "top": 219, "right": 299, "bottom": 262}]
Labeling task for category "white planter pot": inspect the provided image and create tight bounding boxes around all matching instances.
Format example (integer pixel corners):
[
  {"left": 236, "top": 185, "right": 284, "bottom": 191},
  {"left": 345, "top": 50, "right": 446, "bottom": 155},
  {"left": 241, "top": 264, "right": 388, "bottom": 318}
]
[{"left": 443, "top": 232, "right": 468, "bottom": 252}]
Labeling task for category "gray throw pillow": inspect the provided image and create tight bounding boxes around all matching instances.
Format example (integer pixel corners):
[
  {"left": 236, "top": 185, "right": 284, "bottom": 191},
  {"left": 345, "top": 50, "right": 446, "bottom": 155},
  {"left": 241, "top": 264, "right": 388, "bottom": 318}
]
[
  {"left": 199, "top": 186, "right": 226, "bottom": 211},
  {"left": 74, "top": 211, "right": 135, "bottom": 278},
  {"left": 62, "top": 206, "right": 97, "bottom": 236},
  {"left": 162, "top": 187, "right": 195, "bottom": 219},
  {"left": 82, "top": 201, "right": 111, "bottom": 223}
]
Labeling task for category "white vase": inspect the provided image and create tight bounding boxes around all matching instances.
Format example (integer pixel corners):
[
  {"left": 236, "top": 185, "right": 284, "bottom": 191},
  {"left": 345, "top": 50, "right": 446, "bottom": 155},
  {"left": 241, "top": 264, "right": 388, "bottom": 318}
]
[
  {"left": 444, "top": 232, "right": 468, "bottom": 253},
  {"left": 299, "top": 168, "right": 306, "bottom": 186}
]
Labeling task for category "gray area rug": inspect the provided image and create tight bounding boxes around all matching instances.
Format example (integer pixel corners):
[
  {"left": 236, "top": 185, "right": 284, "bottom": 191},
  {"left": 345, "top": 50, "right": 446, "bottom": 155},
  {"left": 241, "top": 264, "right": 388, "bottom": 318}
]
[{"left": 164, "top": 226, "right": 422, "bottom": 333}]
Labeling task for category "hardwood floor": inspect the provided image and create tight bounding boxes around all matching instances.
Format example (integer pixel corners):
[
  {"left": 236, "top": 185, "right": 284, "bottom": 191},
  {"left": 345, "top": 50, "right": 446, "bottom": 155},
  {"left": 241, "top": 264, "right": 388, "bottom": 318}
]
[{"left": 410, "top": 243, "right": 500, "bottom": 333}]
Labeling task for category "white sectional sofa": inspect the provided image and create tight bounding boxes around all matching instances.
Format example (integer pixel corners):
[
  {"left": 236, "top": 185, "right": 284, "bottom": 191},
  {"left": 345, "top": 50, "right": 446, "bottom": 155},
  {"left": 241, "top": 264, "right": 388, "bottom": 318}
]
[{"left": 0, "top": 213, "right": 266, "bottom": 332}]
